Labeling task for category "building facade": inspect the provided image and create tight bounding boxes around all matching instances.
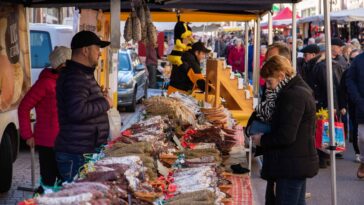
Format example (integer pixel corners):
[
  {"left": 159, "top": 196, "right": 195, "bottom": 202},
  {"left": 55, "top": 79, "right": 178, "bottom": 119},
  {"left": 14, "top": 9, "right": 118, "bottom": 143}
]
[
  {"left": 27, "top": 7, "right": 74, "bottom": 25},
  {"left": 297, "top": 0, "right": 364, "bottom": 17}
]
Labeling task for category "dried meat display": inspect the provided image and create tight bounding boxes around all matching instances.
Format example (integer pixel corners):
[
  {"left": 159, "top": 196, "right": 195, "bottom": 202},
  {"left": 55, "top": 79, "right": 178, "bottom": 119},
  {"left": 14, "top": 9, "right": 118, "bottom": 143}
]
[
  {"left": 29, "top": 182, "right": 127, "bottom": 205},
  {"left": 123, "top": 0, "right": 156, "bottom": 45},
  {"left": 180, "top": 127, "right": 237, "bottom": 155},
  {"left": 19, "top": 92, "right": 252, "bottom": 205},
  {"left": 144, "top": 96, "right": 197, "bottom": 126},
  {"left": 169, "top": 92, "right": 201, "bottom": 115},
  {"left": 165, "top": 190, "right": 216, "bottom": 205}
]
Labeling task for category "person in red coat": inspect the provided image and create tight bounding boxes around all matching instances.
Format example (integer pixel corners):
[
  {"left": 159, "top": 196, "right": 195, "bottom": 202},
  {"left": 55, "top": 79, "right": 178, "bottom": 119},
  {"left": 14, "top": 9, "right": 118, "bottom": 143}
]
[
  {"left": 260, "top": 45, "right": 268, "bottom": 87},
  {"left": 18, "top": 46, "right": 71, "bottom": 194},
  {"left": 228, "top": 38, "right": 245, "bottom": 73}
]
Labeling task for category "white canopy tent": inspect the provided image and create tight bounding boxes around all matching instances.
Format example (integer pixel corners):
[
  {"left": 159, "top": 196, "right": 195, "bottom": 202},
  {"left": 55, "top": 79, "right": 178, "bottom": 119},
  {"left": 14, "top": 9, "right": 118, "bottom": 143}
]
[
  {"left": 298, "top": 8, "right": 364, "bottom": 24},
  {"left": 331, "top": 8, "right": 364, "bottom": 23},
  {"left": 297, "top": 15, "right": 323, "bottom": 24}
]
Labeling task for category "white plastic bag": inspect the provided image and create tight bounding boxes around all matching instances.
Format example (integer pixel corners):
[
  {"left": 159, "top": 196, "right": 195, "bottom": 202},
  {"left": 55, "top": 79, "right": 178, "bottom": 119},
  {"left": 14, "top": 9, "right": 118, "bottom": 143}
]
[{"left": 108, "top": 108, "right": 122, "bottom": 140}]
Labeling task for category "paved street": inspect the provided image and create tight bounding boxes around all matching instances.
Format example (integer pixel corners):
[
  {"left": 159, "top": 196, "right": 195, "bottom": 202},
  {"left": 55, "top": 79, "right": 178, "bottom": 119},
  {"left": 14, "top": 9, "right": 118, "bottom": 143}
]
[
  {"left": 252, "top": 144, "right": 364, "bottom": 205},
  {"left": 0, "top": 151, "right": 40, "bottom": 204}
]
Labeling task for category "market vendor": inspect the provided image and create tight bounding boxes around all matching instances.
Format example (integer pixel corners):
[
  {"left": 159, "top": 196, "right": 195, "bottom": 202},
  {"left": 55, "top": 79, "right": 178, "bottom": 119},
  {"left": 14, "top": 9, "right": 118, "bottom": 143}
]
[{"left": 167, "top": 41, "right": 211, "bottom": 95}]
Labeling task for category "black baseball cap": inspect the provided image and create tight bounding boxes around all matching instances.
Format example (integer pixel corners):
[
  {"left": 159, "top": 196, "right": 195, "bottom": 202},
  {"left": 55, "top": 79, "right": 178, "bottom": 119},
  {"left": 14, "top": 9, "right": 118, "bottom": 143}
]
[
  {"left": 191, "top": 41, "right": 211, "bottom": 53},
  {"left": 300, "top": 44, "right": 320, "bottom": 54},
  {"left": 331, "top": 38, "right": 345, "bottom": 47},
  {"left": 71, "top": 30, "right": 110, "bottom": 49}
]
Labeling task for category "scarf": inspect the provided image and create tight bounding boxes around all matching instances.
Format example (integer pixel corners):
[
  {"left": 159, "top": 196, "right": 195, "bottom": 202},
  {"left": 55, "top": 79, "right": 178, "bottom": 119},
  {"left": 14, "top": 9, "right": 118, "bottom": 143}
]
[{"left": 255, "top": 76, "right": 293, "bottom": 122}]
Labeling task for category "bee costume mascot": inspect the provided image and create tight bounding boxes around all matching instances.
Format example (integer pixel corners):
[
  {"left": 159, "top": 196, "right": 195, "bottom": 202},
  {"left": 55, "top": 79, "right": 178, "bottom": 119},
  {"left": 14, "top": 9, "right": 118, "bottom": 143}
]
[
  {"left": 167, "top": 20, "right": 192, "bottom": 66},
  {"left": 167, "top": 20, "right": 210, "bottom": 95}
]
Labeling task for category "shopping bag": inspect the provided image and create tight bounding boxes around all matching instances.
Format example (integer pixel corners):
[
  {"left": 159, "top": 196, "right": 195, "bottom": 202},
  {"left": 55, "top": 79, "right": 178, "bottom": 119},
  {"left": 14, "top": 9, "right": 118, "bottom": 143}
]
[
  {"left": 315, "top": 119, "right": 346, "bottom": 153},
  {"left": 246, "top": 120, "right": 271, "bottom": 136},
  {"left": 108, "top": 108, "right": 122, "bottom": 140}
]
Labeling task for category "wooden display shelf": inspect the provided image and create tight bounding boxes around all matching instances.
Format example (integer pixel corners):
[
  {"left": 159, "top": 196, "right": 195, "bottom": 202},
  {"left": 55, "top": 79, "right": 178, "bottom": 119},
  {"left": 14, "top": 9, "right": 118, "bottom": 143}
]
[{"left": 204, "top": 59, "right": 253, "bottom": 126}]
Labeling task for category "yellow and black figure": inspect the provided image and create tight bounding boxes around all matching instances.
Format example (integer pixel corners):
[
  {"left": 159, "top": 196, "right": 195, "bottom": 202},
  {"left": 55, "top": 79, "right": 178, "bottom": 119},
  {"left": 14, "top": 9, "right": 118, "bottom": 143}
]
[
  {"left": 167, "top": 21, "right": 193, "bottom": 66},
  {"left": 167, "top": 42, "right": 211, "bottom": 95}
]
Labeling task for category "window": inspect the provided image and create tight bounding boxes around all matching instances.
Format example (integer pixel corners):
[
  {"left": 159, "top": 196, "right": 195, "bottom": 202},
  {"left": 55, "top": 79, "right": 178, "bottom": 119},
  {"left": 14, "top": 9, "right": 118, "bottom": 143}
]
[
  {"left": 130, "top": 52, "right": 141, "bottom": 68},
  {"left": 30, "top": 31, "right": 52, "bottom": 68},
  {"left": 119, "top": 53, "right": 131, "bottom": 71}
]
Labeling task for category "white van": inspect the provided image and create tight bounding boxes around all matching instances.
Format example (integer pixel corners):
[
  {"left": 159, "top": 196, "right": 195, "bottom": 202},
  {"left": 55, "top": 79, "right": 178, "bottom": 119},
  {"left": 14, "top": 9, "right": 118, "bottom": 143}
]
[{"left": 29, "top": 23, "right": 75, "bottom": 85}]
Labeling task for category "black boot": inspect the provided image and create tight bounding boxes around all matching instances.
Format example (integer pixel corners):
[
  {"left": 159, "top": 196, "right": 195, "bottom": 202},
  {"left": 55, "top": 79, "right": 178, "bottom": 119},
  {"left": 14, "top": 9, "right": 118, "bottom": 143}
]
[
  {"left": 319, "top": 157, "right": 327, "bottom": 168},
  {"left": 33, "top": 186, "right": 44, "bottom": 197},
  {"left": 231, "top": 164, "right": 250, "bottom": 174},
  {"left": 326, "top": 159, "right": 331, "bottom": 166}
]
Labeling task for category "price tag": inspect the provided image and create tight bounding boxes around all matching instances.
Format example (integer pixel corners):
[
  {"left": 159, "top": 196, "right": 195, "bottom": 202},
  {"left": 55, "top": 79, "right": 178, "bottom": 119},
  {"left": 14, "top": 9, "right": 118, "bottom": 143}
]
[
  {"left": 173, "top": 135, "right": 185, "bottom": 150},
  {"left": 157, "top": 160, "right": 170, "bottom": 177}
]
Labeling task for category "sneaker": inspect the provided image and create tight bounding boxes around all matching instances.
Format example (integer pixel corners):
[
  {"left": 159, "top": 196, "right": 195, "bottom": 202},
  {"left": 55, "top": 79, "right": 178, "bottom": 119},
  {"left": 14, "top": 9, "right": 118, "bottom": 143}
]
[
  {"left": 305, "top": 192, "right": 312, "bottom": 199},
  {"left": 355, "top": 154, "right": 361, "bottom": 163},
  {"left": 357, "top": 163, "right": 364, "bottom": 179},
  {"left": 335, "top": 153, "right": 344, "bottom": 159}
]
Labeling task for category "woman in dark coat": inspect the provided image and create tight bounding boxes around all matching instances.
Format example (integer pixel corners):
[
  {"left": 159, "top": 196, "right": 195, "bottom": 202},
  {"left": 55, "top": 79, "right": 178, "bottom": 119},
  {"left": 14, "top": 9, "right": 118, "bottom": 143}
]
[{"left": 251, "top": 55, "right": 319, "bottom": 205}]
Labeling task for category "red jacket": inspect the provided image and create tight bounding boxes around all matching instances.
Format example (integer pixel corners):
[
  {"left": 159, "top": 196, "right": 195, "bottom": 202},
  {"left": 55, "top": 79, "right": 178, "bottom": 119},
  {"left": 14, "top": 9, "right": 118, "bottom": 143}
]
[
  {"left": 228, "top": 46, "right": 245, "bottom": 73},
  {"left": 18, "top": 69, "right": 59, "bottom": 147}
]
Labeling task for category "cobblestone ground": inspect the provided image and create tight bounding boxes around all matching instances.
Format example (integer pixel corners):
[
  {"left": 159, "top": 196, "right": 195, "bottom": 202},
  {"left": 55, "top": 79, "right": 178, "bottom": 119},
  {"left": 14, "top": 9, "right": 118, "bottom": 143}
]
[
  {"left": 0, "top": 151, "right": 40, "bottom": 205},
  {"left": 252, "top": 143, "right": 364, "bottom": 205},
  {"left": 0, "top": 89, "right": 162, "bottom": 204}
]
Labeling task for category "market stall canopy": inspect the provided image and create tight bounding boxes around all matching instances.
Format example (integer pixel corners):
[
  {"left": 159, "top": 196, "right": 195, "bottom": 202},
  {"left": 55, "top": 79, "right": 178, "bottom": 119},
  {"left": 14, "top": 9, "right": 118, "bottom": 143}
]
[
  {"left": 298, "top": 8, "right": 364, "bottom": 24},
  {"left": 7, "top": 0, "right": 301, "bottom": 8},
  {"left": 297, "top": 15, "right": 323, "bottom": 24},
  {"left": 117, "top": 11, "right": 257, "bottom": 22},
  {"left": 273, "top": 7, "right": 300, "bottom": 20},
  {"left": 160, "top": 23, "right": 221, "bottom": 32},
  {"left": 6, "top": 0, "right": 300, "bottom": 14},
  {"left": 261, "top": 7, "right": 300, "bottom": 29},
  {"left": 4, "top": 0, "right": 302, "bottom": 23},
  {"left": 118, "top": 0, "right": 301, "bottom": 22},
  {"left": 331, "top": 8, "right": 364, "bottom": 23}
]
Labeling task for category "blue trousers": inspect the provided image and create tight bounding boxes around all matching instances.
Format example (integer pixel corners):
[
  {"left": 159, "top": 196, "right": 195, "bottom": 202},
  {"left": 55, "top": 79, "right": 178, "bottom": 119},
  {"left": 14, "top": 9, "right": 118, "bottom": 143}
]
[
  {"left": 55, "top": 152, "right": 85, "bottom": 183},
  {"left": 275, "top": 178, "right": 306, "bottom": 205},
  {"left": 265, "top": 178, "right": 306, "bottom": 205}
]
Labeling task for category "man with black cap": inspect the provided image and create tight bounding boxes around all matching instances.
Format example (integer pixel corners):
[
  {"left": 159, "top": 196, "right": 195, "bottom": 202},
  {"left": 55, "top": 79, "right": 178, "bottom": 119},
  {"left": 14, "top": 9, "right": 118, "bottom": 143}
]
[
  {"left": 331, "top": 38, "right": 348, "bottom": 71},
  {"left": 298, "top": 44, "right": 321, "bottom": 90},
  {"left": 167, "top": 41, "right": 211, "bottom": 94},
  {"left": 55, "top": 31, "right": 112, "bottom": 182}
]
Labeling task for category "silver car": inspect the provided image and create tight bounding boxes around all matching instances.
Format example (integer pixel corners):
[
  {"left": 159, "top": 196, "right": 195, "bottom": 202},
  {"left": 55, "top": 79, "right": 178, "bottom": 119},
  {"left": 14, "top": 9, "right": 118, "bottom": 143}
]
[{"left": 118, "top": 50, "right": 148, "bottom": 112}]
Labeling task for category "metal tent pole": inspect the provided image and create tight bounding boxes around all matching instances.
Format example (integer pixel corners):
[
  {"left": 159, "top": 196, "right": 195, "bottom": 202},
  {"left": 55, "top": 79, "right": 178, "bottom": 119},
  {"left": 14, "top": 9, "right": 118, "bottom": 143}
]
[
  {"left": 268, "top": 12, "right": 273, "bottom": 45},
  {"left": 244, "top": 22, "right": 249, "bottom": 86},
  {"left": 110, "top": 0, "right": 121, "bottom": 108},
  {"left": 252, "top": 20, "right": 258, "bottom": 98},
  {"left": 292, "top": 3, "right": 297, "bottom": 71},
  {"left": 324, "top": 1, "right": 338, "bottom": 204},
  {"left": 253, "top": 17, "right": 261, "bottom": 99},
  {"left": 248, "top": 137, "right": 252, "bottom": 176}
]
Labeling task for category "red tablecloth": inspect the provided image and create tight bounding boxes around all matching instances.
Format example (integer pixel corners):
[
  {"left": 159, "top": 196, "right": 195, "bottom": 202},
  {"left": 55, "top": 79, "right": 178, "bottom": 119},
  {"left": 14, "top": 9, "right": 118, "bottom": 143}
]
[
  {"left": 226, "top": 174, "right": 253, "bottom": 205},
  {"left": 234, "top": 125, "right": 245, "bottom": 146}
]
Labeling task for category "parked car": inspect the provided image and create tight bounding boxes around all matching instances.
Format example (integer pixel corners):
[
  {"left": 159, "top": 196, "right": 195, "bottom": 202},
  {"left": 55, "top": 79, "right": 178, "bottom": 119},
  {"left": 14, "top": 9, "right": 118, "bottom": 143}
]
[{"left": 118, "top": 50, "right": 148, "bottom": 112}]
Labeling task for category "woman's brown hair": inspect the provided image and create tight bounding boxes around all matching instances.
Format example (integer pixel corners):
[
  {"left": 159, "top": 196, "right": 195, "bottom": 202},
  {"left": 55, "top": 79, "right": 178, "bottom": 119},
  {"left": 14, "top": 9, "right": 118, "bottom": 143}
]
[{"left": 261, "top": 55, "right": 295, "bottom": 78}]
